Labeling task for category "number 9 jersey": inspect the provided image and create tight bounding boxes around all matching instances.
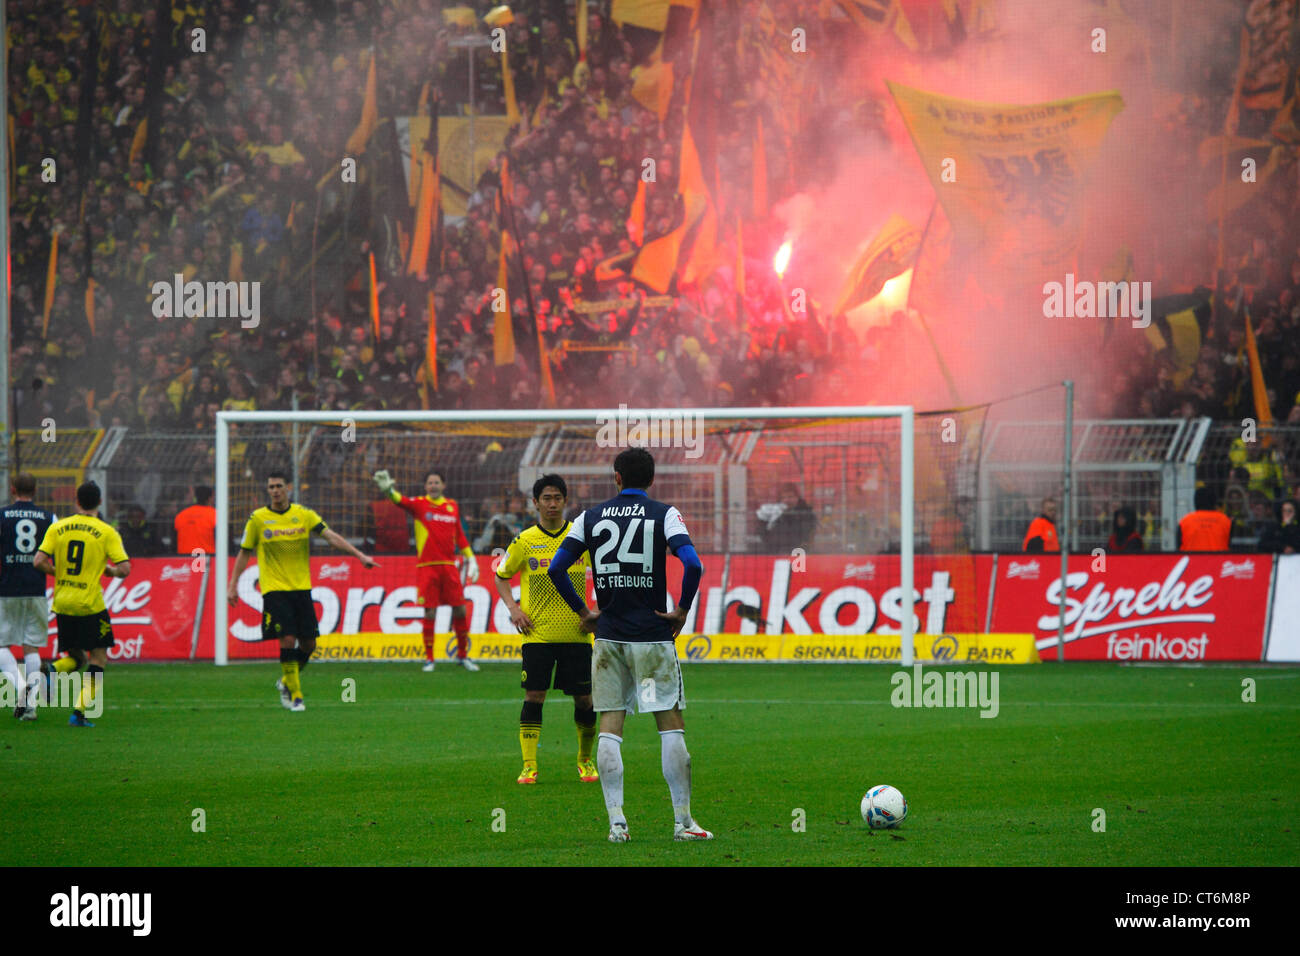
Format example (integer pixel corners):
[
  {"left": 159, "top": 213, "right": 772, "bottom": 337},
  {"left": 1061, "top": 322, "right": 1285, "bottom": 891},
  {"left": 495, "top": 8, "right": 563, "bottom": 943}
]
[{"left": 37, "top": 514, "right": 129, "bottom": 615}]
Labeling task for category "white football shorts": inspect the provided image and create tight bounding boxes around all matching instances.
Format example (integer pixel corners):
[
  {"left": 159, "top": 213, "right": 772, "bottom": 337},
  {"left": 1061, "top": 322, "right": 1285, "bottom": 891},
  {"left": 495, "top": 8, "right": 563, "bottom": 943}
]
[
  {"left": 0, "top": 595, "right": 52, "bottom": 647},
  {"left": 592, "top": 638, "right": 685, "bottom": 714}
]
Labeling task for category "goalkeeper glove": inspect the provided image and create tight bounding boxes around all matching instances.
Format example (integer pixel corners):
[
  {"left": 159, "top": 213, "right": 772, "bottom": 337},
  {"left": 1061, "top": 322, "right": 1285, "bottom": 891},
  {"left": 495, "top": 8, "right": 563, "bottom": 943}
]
[
  {"left": 373, "top": 470, "right": 395, "bottom": 494},
  {"left": 463, "top": 553, "right": 480, "bottom": 583}
]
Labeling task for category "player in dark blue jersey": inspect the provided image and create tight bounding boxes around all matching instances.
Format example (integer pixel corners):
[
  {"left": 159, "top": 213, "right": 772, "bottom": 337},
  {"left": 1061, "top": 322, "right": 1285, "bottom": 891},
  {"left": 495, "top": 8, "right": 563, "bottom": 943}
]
[
  {"left": 548, "top": 448, "right": 710, "bottom": 843},
  {"left": 0, "top": 474, "right": 56, "bottom": 719}
]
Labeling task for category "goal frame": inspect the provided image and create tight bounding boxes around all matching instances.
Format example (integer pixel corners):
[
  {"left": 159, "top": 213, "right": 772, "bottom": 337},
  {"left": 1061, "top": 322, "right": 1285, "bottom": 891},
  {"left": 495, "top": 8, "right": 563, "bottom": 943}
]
[{"left": 214, "top": 406, "right": 915, "bottom": 666}]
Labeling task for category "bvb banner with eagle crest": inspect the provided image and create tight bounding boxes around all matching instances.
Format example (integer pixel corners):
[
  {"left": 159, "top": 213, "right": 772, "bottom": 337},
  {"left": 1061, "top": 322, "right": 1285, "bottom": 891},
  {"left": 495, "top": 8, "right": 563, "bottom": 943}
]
[{"left": 886, "top": 82, "right": 1123, "bottom": 287}]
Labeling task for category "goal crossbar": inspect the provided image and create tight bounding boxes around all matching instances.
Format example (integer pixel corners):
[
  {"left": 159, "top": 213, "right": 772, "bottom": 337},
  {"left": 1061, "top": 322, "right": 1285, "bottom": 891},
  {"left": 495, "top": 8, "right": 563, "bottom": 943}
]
[{"left": 214, "top": 406, "right": 915, "bottom": 665}]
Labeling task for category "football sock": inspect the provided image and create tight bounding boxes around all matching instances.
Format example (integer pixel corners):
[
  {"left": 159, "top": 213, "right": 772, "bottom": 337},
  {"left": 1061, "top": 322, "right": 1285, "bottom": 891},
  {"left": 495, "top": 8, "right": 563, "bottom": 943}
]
[
  {"left": 453, "top": 613, "right": 469, "bottom": 659},
  {"left": 659, "top": 729, "right": 694, "bottom": 827},
  {"left": 597, "top": 733, "right": 626, "bottom": 826},
  {"left": 520, "top": 700, "right": 543, "bottom": 767},
  {"left": 75, "top": 665, "right": 103, "bottom": 715},
  {"left": 53, "top": 655, "right": 80, "bottom": 674},
  {"left": 421, "top": 618, "right": 437, "bottom": 661},
  {"left": 24, "top": 652, "right": 42, "bottom": 704},
  {"left": 295, "top": 642, "right": 314, "bottom": 672},
  {"left": 279, "top": 650, "right": 302, "bottom": 699},
  {"left": 0, "top": 647, "right": 24, "bottom": 707},
  {"left": 575, "top": 705, "right": 596, "bottom": 761}
]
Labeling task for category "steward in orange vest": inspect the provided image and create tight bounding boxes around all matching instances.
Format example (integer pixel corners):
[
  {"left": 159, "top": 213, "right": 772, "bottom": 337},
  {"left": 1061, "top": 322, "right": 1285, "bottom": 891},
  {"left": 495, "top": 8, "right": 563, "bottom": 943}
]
[
  {"left": 1023, "top": 498, "right": 1059, "bottom": 552},
  {"left": 1178, "top": 487, "right": 1232, "bottom": 551}
]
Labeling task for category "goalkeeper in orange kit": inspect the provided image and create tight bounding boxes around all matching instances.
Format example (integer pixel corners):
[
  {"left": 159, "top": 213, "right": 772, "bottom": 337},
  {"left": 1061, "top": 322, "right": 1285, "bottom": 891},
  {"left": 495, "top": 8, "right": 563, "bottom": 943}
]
[{"left": 373, "top": 467, "right": 480, "bottom": 671}]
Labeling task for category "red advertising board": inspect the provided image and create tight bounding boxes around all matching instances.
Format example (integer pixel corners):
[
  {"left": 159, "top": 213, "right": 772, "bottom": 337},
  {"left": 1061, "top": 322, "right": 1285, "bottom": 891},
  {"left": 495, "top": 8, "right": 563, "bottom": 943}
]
[
  {"left": 40, "top": 557, "right": 209, "bottom": 661},
  {"left": 56, "top": 553, "right": 1273, "bottom": 663},
  {"left": 216, "top": 553, "right": 993, "bottom": 659},
  {"left": 698, "top": 554, "right": 992, "bottom": 637},
  {"left": 989, "top": 554, "right": 1270, "bottom": 660},
  {"left": 93, "top": 553, "right": 989, "bottom": 660}
]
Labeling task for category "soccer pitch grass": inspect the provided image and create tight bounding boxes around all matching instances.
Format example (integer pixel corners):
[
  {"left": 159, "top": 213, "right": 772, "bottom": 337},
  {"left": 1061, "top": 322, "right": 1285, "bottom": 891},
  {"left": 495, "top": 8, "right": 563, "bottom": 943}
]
[{"left": 4, "top": 662, "right": 1297, "bottom": 867}]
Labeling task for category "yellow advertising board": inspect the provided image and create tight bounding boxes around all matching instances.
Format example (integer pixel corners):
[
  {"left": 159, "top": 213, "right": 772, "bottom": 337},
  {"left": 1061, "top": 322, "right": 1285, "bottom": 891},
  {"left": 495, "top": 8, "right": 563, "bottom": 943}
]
[{"left": 311, "top": 633, "right": 1037, "bottom": 664}]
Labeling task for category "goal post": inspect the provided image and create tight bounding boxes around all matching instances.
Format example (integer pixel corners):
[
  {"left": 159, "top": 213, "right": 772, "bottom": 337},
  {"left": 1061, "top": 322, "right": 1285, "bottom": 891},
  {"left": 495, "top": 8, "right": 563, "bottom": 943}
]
[{"left": 214, "top": 406, "right": 916, "bottom": 666}]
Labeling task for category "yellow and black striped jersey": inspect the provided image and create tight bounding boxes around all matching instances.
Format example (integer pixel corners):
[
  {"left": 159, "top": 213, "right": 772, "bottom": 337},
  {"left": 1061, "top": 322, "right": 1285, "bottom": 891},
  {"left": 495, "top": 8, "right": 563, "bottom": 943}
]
[
  {"left": 37, "top": 514, "right": 129, "bottom": 615},
  {"left": 496, "top": 522, "right": 590, "bottom": 644},
  {"left": 239, "top": 503, "right": 326, "bottom": 593}
]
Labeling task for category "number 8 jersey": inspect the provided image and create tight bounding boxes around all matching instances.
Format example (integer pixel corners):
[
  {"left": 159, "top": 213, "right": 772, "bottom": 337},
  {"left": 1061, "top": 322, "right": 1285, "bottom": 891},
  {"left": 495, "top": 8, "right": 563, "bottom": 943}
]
[
  {"left": 559, "top": 488, "right": 694, "bottom": 643},
  {"left": 37, "top": 514, "right": 129, "bottom": 615},
  {"left": 0, "top": 501, "right": 57, "bottom": 597}
]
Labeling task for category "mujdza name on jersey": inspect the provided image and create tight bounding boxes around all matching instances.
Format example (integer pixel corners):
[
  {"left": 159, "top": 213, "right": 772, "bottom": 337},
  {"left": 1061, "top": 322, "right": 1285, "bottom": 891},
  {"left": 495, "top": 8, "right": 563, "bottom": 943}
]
[
  {"left": 600, "top": 503, "right": 646, "bottom": 518},
  {"left": 49, "top": 886, "right": 151, "bottom": 936}
]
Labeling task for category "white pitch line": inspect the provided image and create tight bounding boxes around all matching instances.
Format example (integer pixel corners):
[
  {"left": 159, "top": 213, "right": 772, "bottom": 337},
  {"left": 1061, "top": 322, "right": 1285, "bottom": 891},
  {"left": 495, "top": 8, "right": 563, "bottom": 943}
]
[{"left": 99, "top": 698, "right": 1300, "bottom": 711}]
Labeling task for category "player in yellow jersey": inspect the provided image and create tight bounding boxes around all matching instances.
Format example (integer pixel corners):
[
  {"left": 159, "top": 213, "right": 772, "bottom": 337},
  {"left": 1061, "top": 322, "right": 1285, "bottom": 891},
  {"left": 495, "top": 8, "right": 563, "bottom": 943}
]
[
  {"left": 494, "top": 474, "right": 597, "bottom": 784},
  {"left": 227, "top": 469, "right": 378, "bottom": 712},
  {"left": 33, "top": 482, "right": 131, "bottom": 728}
]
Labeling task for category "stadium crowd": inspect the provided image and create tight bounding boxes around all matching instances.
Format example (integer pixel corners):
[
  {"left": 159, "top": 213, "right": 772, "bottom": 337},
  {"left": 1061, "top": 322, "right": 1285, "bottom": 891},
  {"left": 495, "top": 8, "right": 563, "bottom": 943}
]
[
  {"left": 9, "top": 0, "right": 847, "bottom": 433},
  {"left": 7, "top": 0, "right": 1299, "bottom": 548}
]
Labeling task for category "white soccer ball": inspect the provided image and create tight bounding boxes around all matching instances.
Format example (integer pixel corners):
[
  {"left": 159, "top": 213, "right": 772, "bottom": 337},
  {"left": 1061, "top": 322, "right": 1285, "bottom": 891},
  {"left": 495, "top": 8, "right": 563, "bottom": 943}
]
[{"left": 860, "top": 785, "right": 907, "bottom": 829}]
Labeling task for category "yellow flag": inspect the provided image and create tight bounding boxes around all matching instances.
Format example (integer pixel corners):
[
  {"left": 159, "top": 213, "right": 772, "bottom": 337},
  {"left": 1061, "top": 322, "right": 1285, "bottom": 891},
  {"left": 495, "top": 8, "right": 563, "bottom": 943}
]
[
  {"left": 735, "top": 215, "right": 747, "bottom": 327},
  {"left": 420, "top": 115, "right": 510, "bottom": 218},
  {"left": 346, "top": 52, "right": 378, "bottom": 155},
  {"left": 631, "top": 47, "right": 674, "bottom": 123},
  {"left": 536, "top": 304, "right": 556, "bottom": 408},
  {"left": 1245, "top": 314, "right": 1274, "bottom": 428},
  {"left": 577, "top": 0, "right": 588, "bottom": 59},
  {"left": 627, "top": 177, "right": 646, "bottom": 246},
  {"left": 84, "top": 277, "right": 97, "bottom": 336},
  {"left": 129, "top": 118, "right": 148, "bottom": 164},
  {"left": 368, "top": 252, "right": 380, "bottom": 340},
  {"left": 680, "top": 201, "right": 717, "bottom": 286},
  {"left": 887, "top": 81, "right": 1123, "bottom": 282},
  {"left": 632, "top": 123, "right": 709, "bottom": 292},
  {"left": 501, "top": 48, "right": 521, "bottom": 126},
  {"left": 833, "top": 214, "right": 921, "bottom": 315},
  {"left": 443, "top": 6, "right": 476, "bottom": 28},
  {"left": 42, "top": 232, "right": 58, "bottom": 338},
  {"left": 612, "top": 0, "right": 672, "bottom": 32},
  {"left": 1166, "top": 307, "right": 1201, "bottom": 388},
  {"left": 1200, "top": 136, "right": 1282, "bottom": 216},
  {"left": 494, "top": 229, "right": 516, "bottom": 365},
  {"left": 427, "top": 289, "right": 439, "bottom": 393},
  {"left": 407, "top": 148, "right": 439, "bottom": 274}
]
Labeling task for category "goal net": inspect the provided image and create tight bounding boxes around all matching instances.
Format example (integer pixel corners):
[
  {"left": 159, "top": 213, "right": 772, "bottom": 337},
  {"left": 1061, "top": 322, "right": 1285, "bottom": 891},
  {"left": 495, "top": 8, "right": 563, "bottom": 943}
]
[{"left": 214, "top": 406, "right": 987, "bottom": 666}]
